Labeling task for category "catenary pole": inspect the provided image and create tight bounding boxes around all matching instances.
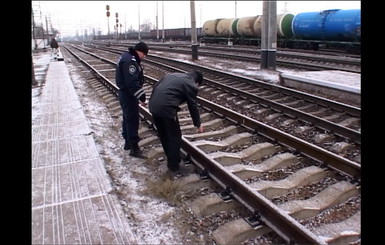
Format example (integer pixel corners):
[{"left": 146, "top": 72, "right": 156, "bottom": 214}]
[
  {"left": 162, "top": 1, "right": 165, "bottom": 42},
  {"left": 138, "top": 4, "right": 141, "bottom": 40},
  {"left": 190, "top": 0, "right": 198, "bottom": 60},
  {"left": 260, "top": 1, "right": 277, "bottom": 70},
  {"left": 156, "top": 1, "right": 159, "bottom": 41}
]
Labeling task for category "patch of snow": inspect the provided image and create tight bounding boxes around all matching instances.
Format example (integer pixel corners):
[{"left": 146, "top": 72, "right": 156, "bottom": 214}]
[{"left": 152, "top": 50, "right": 283, "bottom": 83}]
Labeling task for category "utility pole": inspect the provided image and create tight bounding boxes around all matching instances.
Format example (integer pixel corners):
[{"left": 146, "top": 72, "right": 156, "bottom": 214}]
[
  {"left": 162, "top": 1, "right": 165, "bottom": 42},
  {"left": 199, "top": 3, "right": 202, "bottom": 28},
  {"left": 260, "top": 1, "right": 277, "bottom": 70},
  {"left": 235, "top": 1, "right": 237, "bottom": 18},
  {"left": 156, "top": 1, "right": 159, "bottom": 41},
  {"left": 33, "top": 1, "right": 46, "bottom": 48},
  {"left": 32, "top": 55, "right": 37, "bottom": 86},
  {"left": 32, "top": 6, "right": 37, "bottom": 50},
  {"left": 190, "top": 0, "right": 198, "bottom": 60},
  {"left": 115, "top": 12, "right": 119, "bottom": 41},
  {"left": 45, "top": 16, "right": 50, "bottom": 47},
  {"left": 124, "top": 13, "right": 127, "bottom": 39},
  {"left": 138, "top": 4, "right": 141, "bottom": 40}
]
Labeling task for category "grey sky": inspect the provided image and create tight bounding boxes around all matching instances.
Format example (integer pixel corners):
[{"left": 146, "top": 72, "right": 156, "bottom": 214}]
[{"left": 32, "top": 1, "right": 360, "bottom": 37}]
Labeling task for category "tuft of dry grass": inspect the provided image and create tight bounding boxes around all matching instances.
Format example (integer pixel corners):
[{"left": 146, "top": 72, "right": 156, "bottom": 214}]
[{"left": 144, "top": 175, "right": 182, "bottom": 205}]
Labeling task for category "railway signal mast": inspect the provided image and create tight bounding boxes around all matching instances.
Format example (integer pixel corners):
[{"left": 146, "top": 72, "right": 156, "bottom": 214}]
[
  {"left": 115, "top": 12, "right": 119, "bottom": 41},
  {"left": 106, "top": 5, "right": 110, "bottom": 38}
]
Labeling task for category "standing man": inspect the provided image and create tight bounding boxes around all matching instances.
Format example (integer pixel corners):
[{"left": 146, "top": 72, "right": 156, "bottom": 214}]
[
  {"left": 149, "top": 70, "right": 204, "bottom": 175},
  {"left": 115, "top": 41, "right": 149, "bottom": 158},
  {"left": 50, "top": 37, "right": 59, "bottom": 58}
]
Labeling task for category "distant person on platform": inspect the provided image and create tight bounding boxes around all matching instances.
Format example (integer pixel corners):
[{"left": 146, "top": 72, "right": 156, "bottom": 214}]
[
  {"left": 50, "top": 37, "right": 59, "bottom": 57},
  {"left": 149, "top": 70, "right": 204, "bottom": 176},
  {"left": 115, "top": 41, "right": 149, "bottom": 158}
]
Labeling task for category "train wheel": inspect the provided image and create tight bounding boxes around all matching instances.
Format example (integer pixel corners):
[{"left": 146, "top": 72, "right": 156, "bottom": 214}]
[
  {"left": 311, "top": 43, "right": 319, "bottom": 51},
  {"left": 303, "top": 42, "right": 312, "bottom": 50},
  {"left": 346, "top": 45, "right": 361, "bottom": 55}
]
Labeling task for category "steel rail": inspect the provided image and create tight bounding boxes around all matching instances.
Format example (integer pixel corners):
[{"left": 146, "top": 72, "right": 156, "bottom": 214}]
[
  {"left": 64, "top": 44, "right": 360, "bottom": 178},
  {"left": 200, "top": 76, "right": 360, "bottom": 144},
  {"left": 146, "top": 54, "right": 361, "bottom": 117},
  {"left": 87, "top": 43, "right": 361, "bottom": 117},
  {"left": 143, "top": 73, "right": 360, "bottom": 178},
  {"left": 63, "top": 45, "right": 359, "bottom": 244},
  {"left": 197, "top": 97, "right": 360, "bottom": 179}
]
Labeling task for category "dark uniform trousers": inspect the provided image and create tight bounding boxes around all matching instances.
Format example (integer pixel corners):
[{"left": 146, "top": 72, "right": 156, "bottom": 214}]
[
  {"left": 118, "top": 90, "right": 140, "bottom": 145},
  {"left": 152, "top": 115, "right": 182, "bottom": 171}
]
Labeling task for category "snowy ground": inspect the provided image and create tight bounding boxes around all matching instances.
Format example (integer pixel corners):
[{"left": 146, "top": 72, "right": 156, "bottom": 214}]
[{"left": 153, "top": 50, "right": 285, "bottom": 84}]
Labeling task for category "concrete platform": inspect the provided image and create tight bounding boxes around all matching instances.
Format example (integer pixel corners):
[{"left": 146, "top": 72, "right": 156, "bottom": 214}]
[
  {"left": 280, "top": 70, "right": 361, "bottom": 105},
  {"left": 32, "top": 59, "right": 137, "bottom": 244}
]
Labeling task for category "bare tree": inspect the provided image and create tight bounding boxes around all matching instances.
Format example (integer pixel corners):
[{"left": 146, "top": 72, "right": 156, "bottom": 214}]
[{"left": 140, "top": 19, "right": 154, "bottom": 32}]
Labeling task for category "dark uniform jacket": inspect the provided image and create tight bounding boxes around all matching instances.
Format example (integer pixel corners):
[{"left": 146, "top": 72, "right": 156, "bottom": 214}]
[
  {"left": 149, "top": 72, "right": 201, "bottom": 127},
  {"left": 50, "top": 38, "right": 58, "bottom": 49},
  {"left": 115, "top": 48, "right": 146, "bottom": 102}
]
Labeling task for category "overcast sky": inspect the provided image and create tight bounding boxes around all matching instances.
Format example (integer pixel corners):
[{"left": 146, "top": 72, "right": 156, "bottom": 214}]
[{"left": 32, "top": 1, "right": 361, "bottom": 37}]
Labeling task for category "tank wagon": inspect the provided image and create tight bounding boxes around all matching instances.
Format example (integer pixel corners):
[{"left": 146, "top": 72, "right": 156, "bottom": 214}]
[
  {"left": 201, "top": 9, "right": 360, "bottom": 53},
  {"left": 292, "top": 9, "right": 360, "bottom": 41},
  {"left": 202, "top": 14, "right": 292, "bottom": 42}
]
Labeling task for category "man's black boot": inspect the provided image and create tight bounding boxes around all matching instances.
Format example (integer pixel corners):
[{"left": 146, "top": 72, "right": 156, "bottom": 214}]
[
  {"left": 124, "top": 141, "right": 131, "bottom": 151},
  {"left": 129, "top": 143, "right": 146, "bottom": 159}
]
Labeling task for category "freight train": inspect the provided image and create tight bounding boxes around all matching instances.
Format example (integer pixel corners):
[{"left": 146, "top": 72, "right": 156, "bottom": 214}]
[
  {"left": 93, "top": 9, "right": 360, "bottom": 53},
  {"left": 93, "top": 27, "right": 204, "bottom": 42},
  {"left": 201, "top": 9, "right": 361, "bottom": 53}
]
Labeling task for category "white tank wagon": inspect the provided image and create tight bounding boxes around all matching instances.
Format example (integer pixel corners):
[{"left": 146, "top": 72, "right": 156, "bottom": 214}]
[
  {"left": 202, "top": 13, "right": 295, "bottom": 39},
  {"left": 216, "top": 18, "right": 239, "bottom": 37}
]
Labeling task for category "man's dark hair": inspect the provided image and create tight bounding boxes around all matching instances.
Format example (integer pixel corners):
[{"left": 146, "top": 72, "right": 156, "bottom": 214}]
[{"left": 193, "top": 70, "right": 203, "bottom": 85}]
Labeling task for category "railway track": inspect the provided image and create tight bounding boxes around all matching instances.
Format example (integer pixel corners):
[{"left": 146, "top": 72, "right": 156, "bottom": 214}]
[
  {"left": 92, "top": 41, "right": 361, "bottom": 74},
  {"left": 82, "top": 43, "right": 361, "bottom": 165},
  {"left": 157, "top": 45, "right": 361, "bottom": 73},
  {"left": 61, "top": 43, "right": 361, "bottom": 244}
]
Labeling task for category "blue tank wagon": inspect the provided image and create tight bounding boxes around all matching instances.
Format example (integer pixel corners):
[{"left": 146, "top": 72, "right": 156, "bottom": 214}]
[
  {"left": 291, "top": 9, "right": 361, "bottom": 42},
  {"left": 285, "top": 9, "right": 361, "bottom": 52}
]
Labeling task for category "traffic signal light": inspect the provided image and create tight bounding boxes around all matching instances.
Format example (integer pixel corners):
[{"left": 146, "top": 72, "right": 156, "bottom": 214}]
[{"left": 106, "top": 5, "right": 110, "bottom": 17}]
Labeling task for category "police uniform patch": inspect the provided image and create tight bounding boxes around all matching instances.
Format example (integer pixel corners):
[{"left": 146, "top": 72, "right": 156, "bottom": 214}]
[{"left": 129, "top": 65, "right": 136, "bottom": 74}]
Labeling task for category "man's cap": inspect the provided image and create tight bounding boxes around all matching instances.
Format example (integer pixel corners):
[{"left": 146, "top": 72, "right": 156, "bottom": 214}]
[{"left": 134, "top": 42, "right": 149, "bottom": 55}]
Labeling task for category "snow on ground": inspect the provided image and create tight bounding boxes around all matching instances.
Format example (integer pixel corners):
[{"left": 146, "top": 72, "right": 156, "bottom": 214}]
[
  {"left": 152, "top": 50, "right": 360, "bottom": 99},
  {"left": 32, "top": 50, "right": 52, "bottom": 123},
  {"left": 152, "top": 51, "right": 287, "bottom": 84},
  {"left": 32, "top": 49, "right": 185, "bottom": 244}
]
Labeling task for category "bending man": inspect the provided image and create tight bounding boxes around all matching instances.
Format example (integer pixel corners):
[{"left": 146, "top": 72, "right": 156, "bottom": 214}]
[{"left": 149, "top": 70, "right": 204, "bottom": 175}]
